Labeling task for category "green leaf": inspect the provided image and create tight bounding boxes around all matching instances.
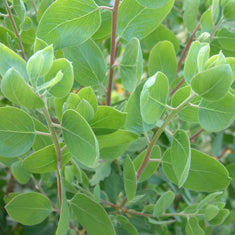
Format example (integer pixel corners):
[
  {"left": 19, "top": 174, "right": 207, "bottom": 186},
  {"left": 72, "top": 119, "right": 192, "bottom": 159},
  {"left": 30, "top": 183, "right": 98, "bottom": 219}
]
[
  {"left": 0, "top": 107, "right": 35, "bottom": 157},
  {"left": 171, "top": 86, "right": 199, "bottom": 123},
  {"left": 185, "top": 217, "right": 206, "bottom": 235},
  {"left": 116, "top": 215, "right": 138, "bottom": 235},
  {"left": 211, "top": 0, "right": 221, "bottom": 24},
  {"left": 184, "top": 41, "right": 201, "bottom": 83},
  {"left": 120, "top": 38, "right": 143, "bottom": 92},
  {"left": 197, "top": 44, "right": 210, "bottom": 72},
  {"left": 5, "top": 192, "right": 53, "bottom": 225},
  {"left": 171, "top": 130, "right": 191, "bottom": 187},
  {"left": 163, "top": 149, "right": 230, "bottom": 192},
  {"left": 44, "top": 58, "right": 74, "bottom": 98},
  {"left": 205, "top": 51, "right": 226, "bottom": 69},
  {"left": 205, "top": 205, "right": 219, "bottom": 221},
  {"left": 217, "top": 28, "right": 235, "bottom": 52},
  {"left": 209, "top": 209, "right": 230, "bottom": 225},
  {"left": 89, "top": 106, "right": 127, "bottom": 135},
  {"left": 153, "top": 191, "right": 175, "bottom": 216},
  {"left": 0, "top": 43, "right": 28, "bottom": 81},
  {"left": 191, "top": 64, "right": 233, "bottom": 101},
  {"left": 198, "top": 192, "right": 223, "bottom": 209},
  {"left": 124, "top": 83, "right": 155, "bottom": 134},
  {"left": 63, "top": 40, "right": 106, "bottom": 86},
  {"left": 198, "top": 92, "right": 235, "bottom": 132},
  {"left": 62, "top": 110, "right": 99, "bottom": 167},
  {"left": 136, "top": 0, "right": 170, "bottom": 8},
  {"left": 90, "top": 162, "right": 111, "bottom": 186},
  {"left": 123, "top": 156, "right": 137, "bottom": 201},
  {"left": 226, "top": 57, "right": 235, "bottom": 80},
  {"left": 200, "top": 9, "right": 213, "bottom": 33},
  {"left": 71, "top": 193, "right": 116, "bottom": 235},
  {"left": 22, "top": 144, "right": 71, "bottom": 174},
  {"left": 75, "top": 99, "right": 95, "bottom": 122},
  {"left": 26, "top": 45, "right": 54, "bottom": 87},
  {"left": 13, "top": 0, "right": 26, "bottom": 22},
  {"left": 227, "top": 163, "right": 235, "bottom": 180},
  {"left": 77, "top": 87, "right": 98, "bottom": 112},
  {"left": 140, "top": 72, "right": 169, "bottom": 124},
  {"left": 11, "top": 161, "right": 31, "bottom": 184},
  {"left": 1, "top": 68, "right": 44, "bottom": 109},
  {"left": 183, "top": 0, "right": 200, "bottom": 31},
  {"left": 133, "top": 145, "right": 161, "bottom": 182},
  {"left": 117, "top": 0, "right": 174, "bottom": 41},
  {"left": 37, "top": 0, "right": 101, "bottom": 49},
  {"left": 142, "top": 24, "right": 179, "bottom": 52},
  {"left": 148, "top": 41, "right": 177, "bottom": 83},
  {"left": 56, "top": 172, "right": 70, "bottom": 235},
  {"left": 223, "top": 0, "right": 235, "bottom": 20}
]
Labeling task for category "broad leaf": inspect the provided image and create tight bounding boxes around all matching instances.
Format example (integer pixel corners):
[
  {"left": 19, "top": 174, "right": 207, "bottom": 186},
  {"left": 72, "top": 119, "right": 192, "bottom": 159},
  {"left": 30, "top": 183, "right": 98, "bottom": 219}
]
[
  {"left": 62, "top": 110, "right": 99, "bottom": 167},
  {"left": 1, "top": 68, "right": 44, "bottom": 109},
  {"left": 89, "top": 106, "right": 127, "bottom": 134},
  {"left": 116, "top": 215, "right": 138, "bottom": 235},
  {"left": 191, "top": 64, "right": 233, "bottom": 101},
  {"left": 5, "top": 193, "right": 53, "bottom": 225},
  {"left": 185, "top": 217, "right": 205, "bottom": 235},
  {"left": 133, "top": 145, "right": 161, "bottom": 182},
  {"left": 217, "top": 28, "right": 235, "bottom": 52},
  {"left": 148, "top": 41, "right": 177, "bottom": 83},
  {"left": 63, "top": 40, "right": 106, "bottom": 86},
  {"left": 211, "top": 0, "right": 221, "bottom": 24},
  {"left": 44, "top": 58, "right": 74, "bottom": 98},
  {"left": 199, "top": 92, "right": 235, "bottom": 132},
  {"left": 209, "top": 209, "right": 230, "bottom": 225},
  {"left": 153, "top": 191, "right": 175, "bottom": 216},
  {"left": 117, "top": 0, "right": 174, "bottom": 41},
  {"left": 197, "top": 44, "right": 210, "bottom": 72},
  {"left": 163, "top": 149, "right": 230, "bottom": 192},
  {"left": 136, "top": 0, "right": 170, "bottom": 9},
  {"left": 0, "top": 43, "right": 28, "bottom": 81},
  {"left": 223, "top": 0, "right": 235, "bottom": 20},
  {"left": 13, "top": 0, "right": 26, "bottom": 22},
  {"left": 0, "top": 107, "right": 35, "bottom": 157},
  {"left": 171, "top": 130, "right": 191, "bottom": 187},
  {"left": 37, "top": 0, "right": 101, "bottom": 49},
  {"left": 71, "top": 193, "right": 116, "bottom": 235},
  {"left": 205, "top": 205, "right": 219, "bottom": 221},
  {"left": 120, "top": 38, "right": 143, "bottom": 92},
  {"left": 123, "top": 156, "right": 137, "bottom": 201},
  {"left": 140, "top": 72, "right": 169, "bottom": 124},
  {"left": 200, "top": 9, "right": 213, "bottom": 33},
  {"left": 11, "top": 161, "right": 31, "bottom": 184},
  {"left": 22, "top": 144, "right": 71, "bottom": 174}
]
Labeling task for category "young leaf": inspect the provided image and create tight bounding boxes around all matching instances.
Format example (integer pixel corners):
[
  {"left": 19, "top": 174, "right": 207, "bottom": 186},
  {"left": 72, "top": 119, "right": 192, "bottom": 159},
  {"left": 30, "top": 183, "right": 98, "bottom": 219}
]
[
  {"left": 185, "top": 217, "right": 206, "bottom": 235},
  {"left": 133, "top": 145, "right": 161, "bottom": 182},
  {"left": 223, "top": 0, "right": 235, "bottom": 20},
  {"left": 11, "top": 161, "right": 31, "bottom": 185},
  {"left": 191, "top": 64, "right": 233, "bottom": 101},
  {"left": 171, "top": 130, "right": 191, "bottom": 187},
  {"left": 1, "top": 68, "right": 44, "bottom": 109},
  {"left": 37, "top": 0, "right": 101, "bottom": 49},
  {"left": 140, "top": 72, "right": 169, "bottom": 124},
  {"left": 117, "top": 0, "right": 174, "bottom": 41},
  {"left": 120, "top": 38, "right": 143, "bottom": 92},
  {"left": 200, "top": 9, "right": 213, "bottom": 33},
  {"left": 199, "top": 92, "right": 235, "bottom": 132},
  {"left": 13, "top": 0, "right": 26, "bottom": 22},
  {"left": 163, "top": 149, "right": 230, "bottom": 192},
  {"left": 183, "top": 0, "right": 200, "bottom": 31},
  {"left": 22, "top": 144, "right": 71, "bottom": 174},
  {"left": 26, "top": 45, "right": 54, "bottom": 87},
  {"left": 205, "top": 205, "right": 219, "bottom": 221},
  {"left": 75, "top": 99, "right": 95, "bottom": 122},
  {"left": 44, "top": 58, "right": 74, "bottom": 98},
  {"left": 197, "top": 44, "right": 210, "bottom": 72},
  {"left": 116, "top": 215, "right": 138, "bottom": 235},
  {"left": 89, "top": 106, "right": 127, "bottom": 134},
  {"left": 71, "top": 193, "right": 116, "bottom": 235},
  {"left": 148, "top": 41, "right": 177, "bottom": 84},
  {"left": 211, "top": 0, "right": 221, "bottom": 24},
  {"left": 56, "top": 172, "right": 70, "bottom": 235},
  {"left": 0, "top": 107, "right": 35, "bottom": 157},
  {"left": 217, "top": 28, "right": 235, "bottom": 52},
  {"left": 209, "top": 209, "right": 230, "bottom": 225},
  {"left": 153, "top": 191, "right": 175, "bottom": 216},
  {"left": 0, "top": 43, "right": 28, "bottom": 81},
  {"left": 62, "top": 110, "right": 99, "bottom": 167},
  {"left": 123, "top": 156, "right": 137, "bottom": 201},
  {"left": 63, "top": 40, "right": 106, "bottom": 86},
  {"left": 5, "top": 193, "right": 53, "bottom": 225}
]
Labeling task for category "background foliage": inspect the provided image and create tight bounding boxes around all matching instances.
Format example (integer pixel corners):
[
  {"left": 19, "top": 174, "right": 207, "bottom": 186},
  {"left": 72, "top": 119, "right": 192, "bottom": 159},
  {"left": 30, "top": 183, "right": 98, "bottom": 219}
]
[{"left": 0, "top": 0, "right": 235, "bottom": 234}]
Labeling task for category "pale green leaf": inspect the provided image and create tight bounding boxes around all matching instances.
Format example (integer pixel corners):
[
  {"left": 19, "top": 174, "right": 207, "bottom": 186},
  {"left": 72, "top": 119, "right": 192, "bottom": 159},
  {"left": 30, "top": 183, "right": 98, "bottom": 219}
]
[
  {"left": 200, "top": 9, "right": 213, "bottom": 33},
  {"left": 209, "top": 209, "right": 230, "bottom": 225},
  {"left": 185, "top": 217, "right": 206, "bottom": 235},
  {"left": 11, "top": 161, "right": 31, "bottom": 185},
  {"left": 223, "top": 0, "right": 235, "bottom": 20},
  {"left": 205, "top": 205, "right": 219, "bottom": 221}
]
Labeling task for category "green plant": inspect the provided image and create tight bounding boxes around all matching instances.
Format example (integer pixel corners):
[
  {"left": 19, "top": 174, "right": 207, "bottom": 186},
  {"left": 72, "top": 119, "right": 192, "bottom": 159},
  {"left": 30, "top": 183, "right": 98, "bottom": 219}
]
[{"left": 0, "top": 0, "right": 235, "bottom": 234}]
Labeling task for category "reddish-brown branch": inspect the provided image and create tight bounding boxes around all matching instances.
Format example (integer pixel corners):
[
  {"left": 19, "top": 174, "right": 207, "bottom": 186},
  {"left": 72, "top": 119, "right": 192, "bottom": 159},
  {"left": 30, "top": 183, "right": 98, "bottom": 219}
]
[
  {"left": 170, "top": 78, "right": 185, "bottom": 96},
  {"left": 190, "top": 128, "right": 204, "bottom": 142},
  {"left": 106, "top": 0, "right": 120, "bottom": 106}
]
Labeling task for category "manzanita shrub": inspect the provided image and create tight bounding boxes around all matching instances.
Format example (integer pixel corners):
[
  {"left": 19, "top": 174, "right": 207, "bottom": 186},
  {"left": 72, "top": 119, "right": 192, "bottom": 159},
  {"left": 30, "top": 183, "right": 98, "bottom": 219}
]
[{"left": 0, "top": 0, "right": 235, "bottom": 234}]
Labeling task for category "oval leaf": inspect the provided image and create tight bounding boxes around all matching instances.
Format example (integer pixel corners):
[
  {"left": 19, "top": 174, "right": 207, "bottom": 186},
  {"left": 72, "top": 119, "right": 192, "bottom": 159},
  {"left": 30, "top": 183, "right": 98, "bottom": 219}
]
[
  {"left": 71, "top": 193, "right": 116, "bottom": 235},
  {"left": 62, "top": 110, "right": 99, "bottom": 167},
  {"left": 37, "top": 0, "right": 101, "bottom": 49},
  {"left": 5, "top": 193, "right": 53, "bottom": 225},
  {"left": 0, "top": 107, "right": 35, "bottom": 157},
  {"left": 185, "top": 217, "right": 206, "bottom": 235}
]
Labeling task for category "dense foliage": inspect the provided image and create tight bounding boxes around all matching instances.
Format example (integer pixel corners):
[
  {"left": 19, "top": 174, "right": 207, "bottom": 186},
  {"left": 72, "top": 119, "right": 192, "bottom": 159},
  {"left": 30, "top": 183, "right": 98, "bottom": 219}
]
[{"left": 0, "top": 0, "right": 235, "bottom": 234}]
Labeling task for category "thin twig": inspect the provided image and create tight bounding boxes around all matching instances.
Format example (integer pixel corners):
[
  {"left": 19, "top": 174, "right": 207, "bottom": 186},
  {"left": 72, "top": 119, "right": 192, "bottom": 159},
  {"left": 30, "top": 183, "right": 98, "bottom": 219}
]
[
  {"left": 99, "top": 6, "right": 113, "bottom": 11},
  {"left": 190, "top": 129, "right": 204, "bottom": 142},
  {"left": 30, "top": 0, "right": 38, "bottom": 15},
  {"left": 170, "top": 78, "right": 185, "bottom": 97},
  {"left": 106, "top": 0, "right": 120, "bottom": 106},
  {"left": 3, "top": 0, "right": 26, "bottom": 60},
  {"left": 35, "top": 131, "right": 52, "bottom": 136}
]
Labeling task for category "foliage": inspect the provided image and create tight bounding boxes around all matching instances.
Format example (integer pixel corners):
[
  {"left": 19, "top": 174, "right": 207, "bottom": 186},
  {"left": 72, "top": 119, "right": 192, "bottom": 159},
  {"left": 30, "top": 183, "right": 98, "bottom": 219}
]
[{"left": 0, "top": 0, "right": 235, "bottom": 234}]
